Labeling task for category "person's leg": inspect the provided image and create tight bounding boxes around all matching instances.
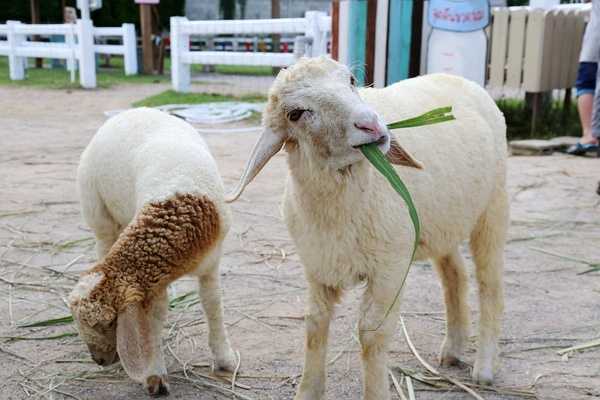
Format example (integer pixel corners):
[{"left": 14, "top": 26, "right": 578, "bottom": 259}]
[
  {"left": 568, "top": 62, "right": 598, "bottom": 154},
  {"left": 578, "top": 93, "right": 596, "bottom": 144},
  {"left": 592, "top": 60, "right": 600, "bottom": 142}
]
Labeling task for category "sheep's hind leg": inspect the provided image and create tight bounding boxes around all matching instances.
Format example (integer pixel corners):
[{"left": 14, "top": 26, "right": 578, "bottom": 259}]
[
  {"left": 358, "top": 276, "right": 402, "bottom": 400},
  {"left": 469, "top": 189, "right": 508, "bottom": 385},
  {"left": 294, "top": 281, "right": 340, "bottom": 400},
  {"left": 434, "top": 249, "right": 470, "bottom": 367},
  {"left": 198, "top": 256, "right": 236, "bottom": 372},
  {"left": 81, "top": 193, "right": 121, "bottom": 259}
]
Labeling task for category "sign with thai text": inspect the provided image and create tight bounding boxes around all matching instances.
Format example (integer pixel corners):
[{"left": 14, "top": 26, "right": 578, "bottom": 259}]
[{"left": 428, "top": 0, "right": 490, "bottom": 32}]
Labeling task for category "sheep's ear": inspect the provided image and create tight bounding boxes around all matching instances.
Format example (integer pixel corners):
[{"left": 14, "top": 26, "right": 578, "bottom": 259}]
[
  {"left": 116, "top": 303, "right": 159, "bottom": 382},
  {"left": 226, "top": 127, "right": 287, "bottom": 202},
  {"left": 386, "top": 137, "right": 424, "bottom": 169}
]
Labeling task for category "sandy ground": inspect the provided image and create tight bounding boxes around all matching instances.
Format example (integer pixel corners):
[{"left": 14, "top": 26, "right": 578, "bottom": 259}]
[{"left": 0, "top": 83, "right": 599, "bottom": 400}]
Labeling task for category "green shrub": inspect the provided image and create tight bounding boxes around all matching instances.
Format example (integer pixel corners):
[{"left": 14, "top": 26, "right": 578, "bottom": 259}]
[{"left": 496, "top": 97, "right": 581, "bottom": 140}]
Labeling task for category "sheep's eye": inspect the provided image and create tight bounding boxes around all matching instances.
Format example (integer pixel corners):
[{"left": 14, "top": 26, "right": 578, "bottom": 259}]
[
  {"left": 350, "top": 75, "right": 356, "bottom": 86},
  {"left": 288, "top": 109, "right": 306, "bottom": 122}
]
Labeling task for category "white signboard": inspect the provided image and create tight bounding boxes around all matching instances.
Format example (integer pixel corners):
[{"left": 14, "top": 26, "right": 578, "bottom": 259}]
[
  {"left": 135, "top": 0, "right": 160, "bottom": 4},
  {"left": 426, "top": 0, "right": 489, "bottom": 86},
  {"left": 77, "top": 0, "right": 102, "bottom": 12}
]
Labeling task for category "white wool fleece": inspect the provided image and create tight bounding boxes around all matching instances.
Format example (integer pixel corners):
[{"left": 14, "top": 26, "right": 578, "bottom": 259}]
[
  {"left": 74, "top": 107, "right": 236, "bottom": 395},
  {"left": 283, "top": 73, "right": 507, "bottom": 289},
  {"left": 281, "top": 72, "right": 508, "bottom": 398},
  {"left": 77, "top": 107, "right": 230, "bottom": 233}
]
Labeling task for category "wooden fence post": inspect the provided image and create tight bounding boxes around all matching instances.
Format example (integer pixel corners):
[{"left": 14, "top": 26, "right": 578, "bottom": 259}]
[{"left": 140, "top": 4, "right": 154, "bottom": 74}]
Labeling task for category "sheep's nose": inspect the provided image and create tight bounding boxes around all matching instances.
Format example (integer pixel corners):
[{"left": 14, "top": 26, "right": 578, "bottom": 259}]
[
  {"left": 92, "top": 355, "right": 106, "bottom": 366},
  {"left": 354, "top": 120, "right": 381, "bottom": 136}
]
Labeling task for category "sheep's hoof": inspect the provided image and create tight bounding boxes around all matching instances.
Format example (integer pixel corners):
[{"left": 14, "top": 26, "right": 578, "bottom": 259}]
[
  {"left": 145, "top": 375, "right": 170, "bottom": 397},
  {"left": 471, "top": 362, "right": 494, "bottom": 386},
  {"left": 439, "top": 353, "right": 461, "bottom": 367},
  {"left": 214, "top": 347, "right": 238, "bottom": 372},
  {"left": 439, "top": 340, "right": 463, "bottom": 367}
]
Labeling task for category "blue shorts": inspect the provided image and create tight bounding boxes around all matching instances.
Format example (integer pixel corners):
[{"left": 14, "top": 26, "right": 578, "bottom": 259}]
[{"left": 576, "top": 62, "right": 598, "bottom": 97}]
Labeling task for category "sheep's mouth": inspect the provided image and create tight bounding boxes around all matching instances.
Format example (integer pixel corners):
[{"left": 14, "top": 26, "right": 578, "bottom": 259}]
[{"left": 352, "top": 135, "right": 388, "bottom": 149}]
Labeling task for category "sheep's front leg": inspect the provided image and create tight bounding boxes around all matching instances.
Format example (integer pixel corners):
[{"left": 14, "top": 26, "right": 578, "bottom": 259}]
[
  {"left": 295, "top": 281, "right": 340, "bottom": 400},
  {"left": 117, "top": 291, "right": 169, "bottom": 396},
  {"left": 358, "top": 276, "right": 402, "bottom": 400},
  {"left": 198, "top": 263, "right": 236, "bottom": 372}
]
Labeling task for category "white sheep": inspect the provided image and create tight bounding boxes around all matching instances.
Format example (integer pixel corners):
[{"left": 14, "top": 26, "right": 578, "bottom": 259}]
[
  {"left": 69, "top": 108, "right": 236, "bottom": 396},
  {"left": 227, "top": 57, "right": 508, "bottom": 400}
]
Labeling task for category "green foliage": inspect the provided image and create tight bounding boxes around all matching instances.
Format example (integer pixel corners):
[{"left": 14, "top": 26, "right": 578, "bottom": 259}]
[
  {"left": 220, "top": 0, "right": 237, "bottom": 20},
  {"left": 132, "top": 89, "right": 266, "bottom": 107},
  {"left": 93, "top": 0, "right": 185, "bottom": 30},
  {"left": 0, "top": 0, "right": 184, "bottom": 31},
  {"left": 496, "top": 97, "right": 582, "bottom": 140},
  {"left": 0, "top": 0, "right": 76, "bottom": 24}
]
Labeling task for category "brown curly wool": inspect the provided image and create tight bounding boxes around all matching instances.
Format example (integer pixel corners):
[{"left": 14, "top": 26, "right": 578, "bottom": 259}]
[{"left": 83, "top": 193, "right": 221, "bottom": 323}]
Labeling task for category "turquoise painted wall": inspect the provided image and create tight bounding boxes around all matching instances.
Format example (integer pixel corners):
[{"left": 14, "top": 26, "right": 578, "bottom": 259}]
[
  {"left": 347, "top": 0, "right": 367, "bottom": 86},
  {"left": 386, "top": 0, "right": 413, "bottom": 85}
]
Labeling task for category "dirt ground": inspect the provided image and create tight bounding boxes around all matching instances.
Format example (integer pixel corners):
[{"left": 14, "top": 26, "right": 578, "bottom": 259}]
[{"left": 1, "top": 83, "right": 599, "bottom": 400}]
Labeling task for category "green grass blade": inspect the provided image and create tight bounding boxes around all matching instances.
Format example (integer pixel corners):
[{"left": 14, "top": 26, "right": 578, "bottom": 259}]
[
  {"left": 16, "top": 292, "right": 199, "bottom": 330},
  {"left": 360, "top": 144, "right": 420, "bottom": 252},
  {"left": 359, "top": 144, "right": 420, "bottom": 331},
  {"left": 19, "top": 315, "right": 74, "bottom": 328},
  {"left": 168, "top": 291, "right": 197, "bottom": 308},
  {"left": 357, "top": 105, "right": 454, "bottom": 331},
  {"left": 2, "top": 332, "right": 78, "bottom": 341},
  {"left": 386, "top": 106, "right": 455, "bottom": 130}
]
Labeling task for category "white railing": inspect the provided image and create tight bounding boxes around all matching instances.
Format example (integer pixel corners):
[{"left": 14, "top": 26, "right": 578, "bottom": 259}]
[
  {"left": 488, "top": 4, "right": 592, "bottom": 92},
  {"left": 170, "top": 11, "right": 331, "bottom": 92},
  {"left": 94, "top": 24, "right": 138, "bottom": 76},
  {"left": 0, "top": 20, "right": 137, "bottom": 88}
]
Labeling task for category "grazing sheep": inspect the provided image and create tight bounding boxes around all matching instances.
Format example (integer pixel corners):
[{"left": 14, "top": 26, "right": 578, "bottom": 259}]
[
  {"left": 69, "top": 108, "right": 236, "bottom": 396},
  {"left": 227, "top": 57, "right": 508, "bottom": 400}
]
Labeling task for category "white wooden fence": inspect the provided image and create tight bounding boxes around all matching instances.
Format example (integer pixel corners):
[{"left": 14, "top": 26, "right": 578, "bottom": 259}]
[
  {"left": 170, "top": 11, "right": 331, "bottom": 92},
  {"left": 94, "top": 24, "right": 138, "bottom": 76},
  {"left": 0, "top": 20, "right": 137, "bottom": 88},
  {"left": 488, "top": 4, "right": 591, "bottom": 92}
]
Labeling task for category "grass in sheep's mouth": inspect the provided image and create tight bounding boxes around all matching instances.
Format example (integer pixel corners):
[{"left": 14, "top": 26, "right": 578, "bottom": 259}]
[{"left": 359, "top": 106, "right": 454, "bottom": 331}]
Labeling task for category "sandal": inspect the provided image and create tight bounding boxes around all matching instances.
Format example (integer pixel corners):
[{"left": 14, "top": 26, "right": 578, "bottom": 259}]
[{"left": 566, "top": 142, "right": 599, "bottom": 156}]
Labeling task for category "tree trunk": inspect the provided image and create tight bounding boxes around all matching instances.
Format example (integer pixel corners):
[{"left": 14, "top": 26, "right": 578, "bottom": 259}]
[
  {"left": 140, "top": 4, "right": 155, "bottom": 74},
  {"left": 30, "top": 0, "right": 42, "bottom": 68}
]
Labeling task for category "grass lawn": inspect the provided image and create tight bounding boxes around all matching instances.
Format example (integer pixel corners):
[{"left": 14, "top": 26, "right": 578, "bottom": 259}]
[
  {"left": 0, "top": 56, "right": 274, "bottom": 90},
  {"left": 0, "top": 56, "right": 171, "bottom": 89},
  {"left": 132, "top": 89, "right": 266, "bottom": 107},
  {"left": 211, "top": 64, "right": 274, "bottom": 76}
]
